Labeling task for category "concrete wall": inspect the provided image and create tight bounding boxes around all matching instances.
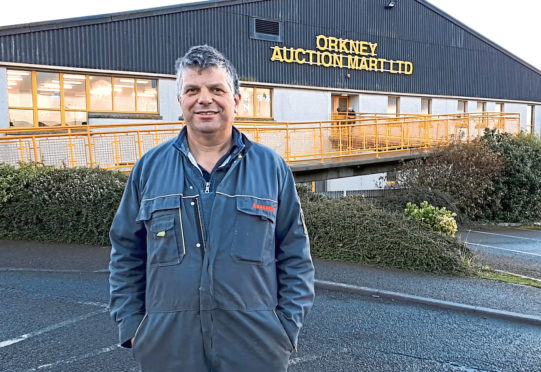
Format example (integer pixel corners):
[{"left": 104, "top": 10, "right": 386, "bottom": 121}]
[
  {"left": 467, "top": 101, "right": 476, "bottom": 113},
  {"left": 0, "top": 68, "right": 8, "bottom": 129},
  {"left": 358, "top": 94, "right": 387, "bottom": 113},
  {"left": 431, "top": 98, "right": 457, "bottom": 114},
  {"left": 273, "top": 88, "right": 330, "bottom": 122},
  {"left": 535, "top": 105, "right": 541, "bottom": 135},
  {"left": 505, "top": 103, "right": 528, "bottom": 130},
  {"left": 486, "top": 101, "right": 497, "bottom": 112},
  {"left": 326, "top": 173, "right": 385, "bottom": 191},
  {"left": 159, "top": 78, "right": 182, "bottom": 122},
  {"left": 400, "top": 96, "right": 421, "bottom": 114}
]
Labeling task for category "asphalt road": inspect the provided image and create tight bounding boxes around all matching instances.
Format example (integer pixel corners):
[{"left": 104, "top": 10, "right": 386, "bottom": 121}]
[
  {"left": 2, "top": 268, "right": 541, "bottom": 372},
  {"left": 457, "top": 227, "right": 541, "bottom": 279}
]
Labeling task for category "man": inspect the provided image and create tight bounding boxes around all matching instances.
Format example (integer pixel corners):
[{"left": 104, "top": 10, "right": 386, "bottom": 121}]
[{"left": 109, "top": 45, "right": 315, "bottom": 372}]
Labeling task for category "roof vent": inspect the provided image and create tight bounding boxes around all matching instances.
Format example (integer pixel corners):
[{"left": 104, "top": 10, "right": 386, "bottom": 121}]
[{"left": 250, "top": 18, "right": 283, "bottom": 42}]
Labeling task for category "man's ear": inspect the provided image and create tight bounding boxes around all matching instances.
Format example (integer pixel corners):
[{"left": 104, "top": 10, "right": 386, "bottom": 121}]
[{"left": 233, "top": 93, "right": 241, "bottom": 113}]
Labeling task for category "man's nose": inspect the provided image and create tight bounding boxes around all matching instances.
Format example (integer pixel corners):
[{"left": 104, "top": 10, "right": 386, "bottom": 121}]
[{"left": 197, "top": 88, "right": 213, "bottom": 104}]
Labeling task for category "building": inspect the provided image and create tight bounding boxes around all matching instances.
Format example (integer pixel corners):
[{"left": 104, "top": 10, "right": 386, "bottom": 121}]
[{"left": 0, "top": 0, "right": 540, "bottom": 188}]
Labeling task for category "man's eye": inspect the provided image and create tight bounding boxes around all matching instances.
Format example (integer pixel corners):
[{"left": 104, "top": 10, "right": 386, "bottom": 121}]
[
  {"left": 213, "top": 88, "right": 224, "bottom": 93},
  {"left": 185, "top": 88, "right": 197, "bottom": 94}
]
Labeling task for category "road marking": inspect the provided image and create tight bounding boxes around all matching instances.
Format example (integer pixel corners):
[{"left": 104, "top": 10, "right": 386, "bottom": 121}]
[
  {"left": 464, "top": 230, "right": 541, "bottom": 242},
  {"left": 0, "top": 309, "right": 107, "bottom": 348},
  {"left": 465, "top": 242, "right": 541, "bottom": 258},
  {"left": 76, "top": 301, "right": 109, "bottom": 308},
  {"left": 26, "top": 344, "right": 120, "bottom": 371},
  {"left": 288, "top": 355, "right": 321, "bottom": 365},
  {"left": 0, "top": 267, "right": 108, "bottom": 273},
  {"left": 289, "top": 348, "right": 349, "bottom": 366}
]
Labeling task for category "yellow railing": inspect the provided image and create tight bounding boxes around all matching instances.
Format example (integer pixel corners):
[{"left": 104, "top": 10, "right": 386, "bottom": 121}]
[{"left": 0, "top": 113, "right": 520, "bottom": 171}]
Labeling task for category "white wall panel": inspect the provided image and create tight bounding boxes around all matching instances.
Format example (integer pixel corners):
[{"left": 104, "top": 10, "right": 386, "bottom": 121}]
[
  {"left": 0, "top": 68, "right": 8, "bottom": 129},
  {"left": 273, "top": 88, "right": 331, "bottom": 122}
]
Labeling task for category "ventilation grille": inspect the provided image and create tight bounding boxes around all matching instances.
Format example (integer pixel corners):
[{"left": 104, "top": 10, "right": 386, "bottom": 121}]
[{"left": 255, "top": 19, "right": 280, "bottom": 36}]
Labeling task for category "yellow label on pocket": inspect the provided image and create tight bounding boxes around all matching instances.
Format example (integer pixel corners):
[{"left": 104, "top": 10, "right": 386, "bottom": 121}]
[{"left": 156, "top": 231, "right": 166, "bottom": 237}]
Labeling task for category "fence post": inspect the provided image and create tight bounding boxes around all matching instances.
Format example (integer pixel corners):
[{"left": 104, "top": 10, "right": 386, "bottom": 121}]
[
  {"left": 18, "top": 138, "right": 26, "bottom": 164},
  {"left": 86, "top": 126, "right": 94, "bottom": 168},
  {"left": 375, "top": 118, "right": 379, "bottom": 157},
  {"left": 319, "top": 121, "right": 324, "bottom": 163},
  {"left": 31, "top": 136, "right": 39, "bottom": 163},
  {"left": 285, "top": 122, "right": 290, "bottom": 162},
  {"left": 67, "top": 128, "right": 76, "bottom": 168}
]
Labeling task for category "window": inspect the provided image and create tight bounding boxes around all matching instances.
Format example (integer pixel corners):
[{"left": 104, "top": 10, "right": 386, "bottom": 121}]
[
  {"left": 388, "top": 96, "right": 400, "bottom": 115},
  {"left": 495, "top": 103, "right": 504, "bottom": 112},
  {"left": 421, "top": 98, "right": 432, "bottom": 115},
  {"left": 136, "top": 79, "right": 158, "bottom": 113},
  {"left": 7, "top": 70, "right": 33, "bottom": 127},
  {"left": 476, "top": 101, "right": 486, "bottom": 113},
  {"left": 113, "top": 77, "right": 135, "bottom": 112},
  {"left": 7, "top": 69, "right": 159, "bottom": 127},
  {"left": 36, "top": 72, "right": 61, "bottom": 126},
  {"left": 237, "top": 87, "right": 272, "bottom": 118},
  {"left": 457, "top": 100, "right": 467, "bottom": 114}
]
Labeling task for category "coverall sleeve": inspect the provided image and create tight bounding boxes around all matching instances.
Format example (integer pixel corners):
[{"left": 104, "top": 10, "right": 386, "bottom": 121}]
[
  {"left": 274, "top": 161, "right": 315, "bottom": 350},
  {"left": 109, "top": 169, "right": 147, "bottom": 348}
]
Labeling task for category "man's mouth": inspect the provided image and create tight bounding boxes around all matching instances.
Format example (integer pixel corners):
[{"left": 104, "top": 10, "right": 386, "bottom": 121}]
[{"left": 195, "top": 110, "right": 219, "bottom": 115}]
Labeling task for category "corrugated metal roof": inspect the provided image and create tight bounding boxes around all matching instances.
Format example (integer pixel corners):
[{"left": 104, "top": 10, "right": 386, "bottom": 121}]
[{"left": 0, "top": 0, "right": 539, "bottom": 102}]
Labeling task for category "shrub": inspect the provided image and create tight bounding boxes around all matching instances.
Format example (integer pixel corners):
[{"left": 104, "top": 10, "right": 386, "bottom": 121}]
[
  {"left": 298, "top": 186, "right": 472, "bottom": 274},
  {"left": 0, "top": 164, "right": 128, "bottom": 245},
  {"left": 405, "top": 201, "right": 457, "bottom": 237},
  {"left": 480, "top": 130, "right": 541, "bottom": 222},
  {"left": 396, "top": 140, "right": 503, "bottom": 220},
  {"left": 373, "top": 186, "right": 465, "bottom": 224}
]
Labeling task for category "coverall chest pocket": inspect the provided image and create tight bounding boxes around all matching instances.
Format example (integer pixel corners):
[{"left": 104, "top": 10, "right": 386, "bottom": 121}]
[
  {"left": 148, "top": 213, "right": 185, "bottom": 267},
  {"left": 230, "top": 197, "right": 277, "bottom": 264}
]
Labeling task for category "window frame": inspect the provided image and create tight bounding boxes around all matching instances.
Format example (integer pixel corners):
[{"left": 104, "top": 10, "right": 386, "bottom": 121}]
[
  {"left": 236, "top": 86, "right": 273, "bottom": 119},
  {"left": 7, "top": 69, "right": 160, "bottom": 127}
]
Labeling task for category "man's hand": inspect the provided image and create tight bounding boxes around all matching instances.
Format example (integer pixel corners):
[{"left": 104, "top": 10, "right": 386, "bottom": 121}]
[{"left": 130, "top": 337, "right": 135, "bottom": 347}]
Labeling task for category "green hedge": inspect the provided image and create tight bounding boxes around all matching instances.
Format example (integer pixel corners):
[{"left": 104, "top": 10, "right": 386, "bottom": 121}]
[
  {"left": 0, "top": 164, "right": 128, "bottom": 245},
  {"left": 297, "top": 186, "right": 472, "bottom": 274},
  {"left": 481, "top": 131, "right": 541, "bottom": 222},
  {"left": 0, "top": 164, "right": 472, "bottom": 274}
]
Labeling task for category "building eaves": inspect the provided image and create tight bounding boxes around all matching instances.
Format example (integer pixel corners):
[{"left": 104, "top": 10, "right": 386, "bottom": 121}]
[
  {"left": 417, "top": 0, "right": 541, "bottom": 75},
  {"left": 0, "top": 0, "right": 267, "bottom": 36}
]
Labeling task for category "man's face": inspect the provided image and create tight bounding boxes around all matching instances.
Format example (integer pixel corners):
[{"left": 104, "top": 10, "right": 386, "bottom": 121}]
[{"left": 178, "top": 67, "right": 240, "bottom": 137}]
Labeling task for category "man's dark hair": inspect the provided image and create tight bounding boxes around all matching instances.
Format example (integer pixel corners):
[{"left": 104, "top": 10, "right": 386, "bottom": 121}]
[{"left": 175, "top": 45, "right": 240, "bottom": 98}]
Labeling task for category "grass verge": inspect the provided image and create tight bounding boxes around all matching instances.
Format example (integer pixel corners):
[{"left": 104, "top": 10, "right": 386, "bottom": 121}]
[{"left": 476, "top": 268, "right": 541, "bottom": 289}]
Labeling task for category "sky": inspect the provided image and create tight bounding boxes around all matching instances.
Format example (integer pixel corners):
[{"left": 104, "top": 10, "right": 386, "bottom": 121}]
[{"left": 0, "top": 0, "right": 539, "bottom": 70}]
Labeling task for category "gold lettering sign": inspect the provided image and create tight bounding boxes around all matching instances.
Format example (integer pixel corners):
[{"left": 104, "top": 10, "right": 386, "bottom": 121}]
[{"left": 271, "top": 34, "right": 413, "bottom": 75}]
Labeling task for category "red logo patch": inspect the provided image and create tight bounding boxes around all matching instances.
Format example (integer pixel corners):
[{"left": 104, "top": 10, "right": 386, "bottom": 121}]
[{"left": 253, "top": 203, "right": 275, "bottom": 213}]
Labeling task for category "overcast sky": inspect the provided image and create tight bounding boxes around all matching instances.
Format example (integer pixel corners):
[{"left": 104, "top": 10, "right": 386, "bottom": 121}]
[{"left": 0, "top": 0, "right": 539, "bottom": 70}]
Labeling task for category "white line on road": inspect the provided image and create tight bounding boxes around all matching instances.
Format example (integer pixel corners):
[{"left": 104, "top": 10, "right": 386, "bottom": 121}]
[
  {"left": 288, "top": 347, "right": 349, "bottom": 366},
  {"left": 465, "top": 242, "right": 541, "bottom": 258},
  {"left": 0, "top": 267, "right": 108, "bottom": 273},
  {"left": 26, "top": 344, "right": 120, "bottom": 371},
  {"left": 76, "top": 301, "right": 109, "bottom": 308},
  {"left": 464, "top": 230, "right": 541, "bottom": 242},
  {"left": 0, "top": 309, "right": 107, "bottom": 348},
  {"left": 288, "top": 355, "right": 321, "bottom": 365}
]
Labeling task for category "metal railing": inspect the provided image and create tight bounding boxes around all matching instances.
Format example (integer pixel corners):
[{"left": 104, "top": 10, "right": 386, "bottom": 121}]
[{"left": 0, "top": 113, "right": 520, "bottom": 171}]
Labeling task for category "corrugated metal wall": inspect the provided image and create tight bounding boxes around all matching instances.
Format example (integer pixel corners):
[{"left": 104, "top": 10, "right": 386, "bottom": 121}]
[{"left": 0, "top": 0, "right": 539, "bottom": 102}]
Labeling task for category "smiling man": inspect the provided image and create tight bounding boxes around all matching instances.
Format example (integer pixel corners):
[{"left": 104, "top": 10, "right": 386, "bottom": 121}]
[{"left": 109, "top": 45, "right": 315, "bottom": 372}]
